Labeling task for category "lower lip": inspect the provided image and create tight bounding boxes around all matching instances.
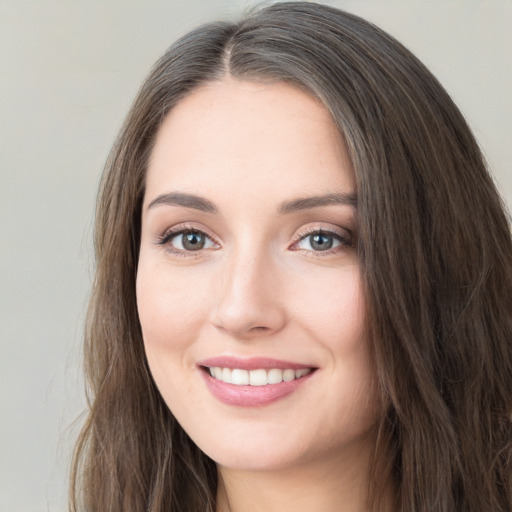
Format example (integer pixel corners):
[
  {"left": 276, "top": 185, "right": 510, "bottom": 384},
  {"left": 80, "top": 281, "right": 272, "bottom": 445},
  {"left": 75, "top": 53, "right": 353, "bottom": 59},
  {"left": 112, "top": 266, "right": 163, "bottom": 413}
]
[{"left": 200, "top": 369, "right": 315, "bottom": 407}]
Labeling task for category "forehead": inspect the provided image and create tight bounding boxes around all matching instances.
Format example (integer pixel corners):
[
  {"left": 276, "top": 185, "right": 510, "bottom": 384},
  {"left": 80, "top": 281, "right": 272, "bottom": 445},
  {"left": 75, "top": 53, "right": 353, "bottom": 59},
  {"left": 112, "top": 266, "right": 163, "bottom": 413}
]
[{"left": 144, "top": 78, "right": 354, "bottom": 207}]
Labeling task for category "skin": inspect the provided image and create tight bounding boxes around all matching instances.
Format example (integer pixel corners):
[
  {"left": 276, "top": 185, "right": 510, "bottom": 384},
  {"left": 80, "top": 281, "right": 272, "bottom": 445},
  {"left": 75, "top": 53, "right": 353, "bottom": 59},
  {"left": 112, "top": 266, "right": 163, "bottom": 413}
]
[{"left": 137, "top": 78, "right": 385, "bottom": 511}]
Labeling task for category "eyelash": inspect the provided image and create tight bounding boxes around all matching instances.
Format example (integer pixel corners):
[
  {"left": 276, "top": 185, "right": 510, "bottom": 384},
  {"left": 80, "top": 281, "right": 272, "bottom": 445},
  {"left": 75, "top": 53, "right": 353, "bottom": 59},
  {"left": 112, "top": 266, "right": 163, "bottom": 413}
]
[
  {"left": 155, "top": 223, "right": 219, "bottom": 257},
  {"left": 290, "top": 227, "right": 353, "bottom": 256},
  {"left": 155, "top": 224, "right": 353, "bottom": 257}
]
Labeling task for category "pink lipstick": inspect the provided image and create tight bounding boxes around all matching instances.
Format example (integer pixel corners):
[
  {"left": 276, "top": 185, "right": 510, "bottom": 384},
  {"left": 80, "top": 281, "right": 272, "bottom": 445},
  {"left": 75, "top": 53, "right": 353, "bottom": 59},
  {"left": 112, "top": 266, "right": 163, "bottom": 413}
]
[{"left": 197, "top": 356, "right": 316, "bottom": 407}]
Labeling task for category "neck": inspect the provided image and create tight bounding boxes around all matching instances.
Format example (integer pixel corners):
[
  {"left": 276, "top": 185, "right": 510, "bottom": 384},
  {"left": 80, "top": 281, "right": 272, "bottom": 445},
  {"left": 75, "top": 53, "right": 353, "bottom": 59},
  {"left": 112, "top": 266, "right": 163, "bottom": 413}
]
[{"left": 215, "top": 443, "right": 393, "bottom": 512}]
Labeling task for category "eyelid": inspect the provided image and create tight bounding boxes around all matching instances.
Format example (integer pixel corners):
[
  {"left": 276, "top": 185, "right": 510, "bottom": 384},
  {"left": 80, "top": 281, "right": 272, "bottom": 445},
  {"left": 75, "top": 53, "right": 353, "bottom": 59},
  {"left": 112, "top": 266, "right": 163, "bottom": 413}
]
[
  {"left": 289, "top": 224, "right": 354, "bottom": 252},
  {"left": 155, "top": 222, "right": 221, "bottom": 253},
  {"left": 153, "top": 222, "right": 354, "bottom": 257}
]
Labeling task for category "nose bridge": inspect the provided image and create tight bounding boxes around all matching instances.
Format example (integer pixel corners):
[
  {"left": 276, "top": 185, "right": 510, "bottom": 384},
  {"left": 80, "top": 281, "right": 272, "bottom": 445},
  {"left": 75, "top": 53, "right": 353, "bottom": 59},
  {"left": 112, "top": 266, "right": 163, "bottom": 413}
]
[
  {"left": 212, "top": 238, "right": 286, "bottom": 337},
  {"left": 230, "top": 234, "right": 271, "bottom": 289}
]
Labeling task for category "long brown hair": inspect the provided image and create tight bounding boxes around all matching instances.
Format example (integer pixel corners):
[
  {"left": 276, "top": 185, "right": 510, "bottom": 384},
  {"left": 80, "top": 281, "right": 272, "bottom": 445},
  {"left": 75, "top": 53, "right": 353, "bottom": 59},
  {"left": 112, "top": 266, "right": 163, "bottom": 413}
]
[{"left": 70, "top": 3, "right": 512, "bottom": 511}]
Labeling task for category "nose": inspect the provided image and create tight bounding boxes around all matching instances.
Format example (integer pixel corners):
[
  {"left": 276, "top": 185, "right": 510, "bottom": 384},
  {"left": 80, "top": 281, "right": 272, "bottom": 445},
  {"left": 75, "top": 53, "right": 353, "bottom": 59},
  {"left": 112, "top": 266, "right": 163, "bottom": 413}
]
[{"left": 210, "top": 247, "right": 287, "bottom": 339}]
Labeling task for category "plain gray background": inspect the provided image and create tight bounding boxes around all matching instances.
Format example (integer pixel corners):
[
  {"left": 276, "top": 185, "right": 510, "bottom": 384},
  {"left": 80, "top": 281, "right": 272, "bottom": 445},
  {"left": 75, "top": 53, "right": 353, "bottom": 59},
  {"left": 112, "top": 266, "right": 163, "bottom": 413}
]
[{"left": 1, "top": 1, "right": 510, "bottom": 510}]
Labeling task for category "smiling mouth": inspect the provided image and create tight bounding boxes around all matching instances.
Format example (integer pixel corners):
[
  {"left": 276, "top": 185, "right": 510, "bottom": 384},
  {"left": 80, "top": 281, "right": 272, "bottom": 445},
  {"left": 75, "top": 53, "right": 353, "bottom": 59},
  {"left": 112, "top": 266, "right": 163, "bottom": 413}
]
[
  {"left": 198, "top": 359, "right": 317, "bottom": 406},
  {"left": 202, "top": 366, "right": 314, "bottom": 386}
]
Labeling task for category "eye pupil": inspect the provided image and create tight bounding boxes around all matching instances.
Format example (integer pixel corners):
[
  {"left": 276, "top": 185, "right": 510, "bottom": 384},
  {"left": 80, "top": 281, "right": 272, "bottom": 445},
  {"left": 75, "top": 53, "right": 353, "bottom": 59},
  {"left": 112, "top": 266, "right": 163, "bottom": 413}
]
[
  {"left": 183, "top": 231, "right": 205, "bottom": 250},
  {"left": 310, "top": 233, "right": 333, "bottom": 250}
]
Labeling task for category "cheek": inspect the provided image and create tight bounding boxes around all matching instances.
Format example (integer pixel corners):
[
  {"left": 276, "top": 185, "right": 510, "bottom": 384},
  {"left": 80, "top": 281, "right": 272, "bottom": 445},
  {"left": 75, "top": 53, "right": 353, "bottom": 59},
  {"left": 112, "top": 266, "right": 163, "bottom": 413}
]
[
  {"left": 292, "top": 264, "right": 366, "bottom": 349},
  {"left": 136, "top": 260, "right": 212, "bottom": 356},
  {"left": 292, "top": 266, "right": 376, "bottom": 415},
  {"left": 135, "top": 260, "right": 211, "bottom": 413}
]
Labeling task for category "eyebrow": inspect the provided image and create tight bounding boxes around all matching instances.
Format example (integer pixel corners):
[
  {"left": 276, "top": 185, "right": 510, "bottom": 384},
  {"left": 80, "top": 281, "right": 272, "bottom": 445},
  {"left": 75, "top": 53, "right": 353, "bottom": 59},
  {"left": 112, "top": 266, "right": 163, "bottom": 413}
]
[
  {"left": 147, "top": 192, "right": 218, "bottom": 213},
  {"left": 146, "top": 191, "right": 357, "bottom": 214},
  {"left": 279, "top": 192, "right": 357, "bottom": 213}
]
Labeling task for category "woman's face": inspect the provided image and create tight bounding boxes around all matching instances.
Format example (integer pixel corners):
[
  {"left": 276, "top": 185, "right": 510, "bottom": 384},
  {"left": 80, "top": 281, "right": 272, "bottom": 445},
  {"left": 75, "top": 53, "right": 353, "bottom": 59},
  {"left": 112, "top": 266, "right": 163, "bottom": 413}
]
[{"left": 137, "top": 79, "right": 379, "bottom": 472}]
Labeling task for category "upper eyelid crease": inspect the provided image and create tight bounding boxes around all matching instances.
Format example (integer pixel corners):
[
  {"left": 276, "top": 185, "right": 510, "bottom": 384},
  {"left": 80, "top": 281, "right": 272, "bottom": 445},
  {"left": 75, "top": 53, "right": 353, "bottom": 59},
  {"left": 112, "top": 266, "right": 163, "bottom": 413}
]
[
  {"left": 294, "top": 228, "right": 352, "bottom": 244},
  {"left": 146, "top": 191, "right": 357, "bottom": 214},
  {"left": 156, "top": 225, "right": 218, "bottom": 244}
]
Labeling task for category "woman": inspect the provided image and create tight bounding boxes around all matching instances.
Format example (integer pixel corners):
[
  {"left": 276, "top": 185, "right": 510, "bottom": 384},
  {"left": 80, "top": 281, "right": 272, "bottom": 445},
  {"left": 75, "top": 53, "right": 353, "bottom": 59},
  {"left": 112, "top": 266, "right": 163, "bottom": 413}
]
[{"left": 70, "top": 2, "right": 512, "bottom": 511}]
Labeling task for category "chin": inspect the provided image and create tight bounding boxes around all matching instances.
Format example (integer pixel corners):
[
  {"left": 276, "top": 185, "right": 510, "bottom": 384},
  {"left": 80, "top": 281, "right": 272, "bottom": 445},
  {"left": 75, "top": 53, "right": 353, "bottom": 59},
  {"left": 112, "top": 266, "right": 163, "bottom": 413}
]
[
  {"left": 187, "top": 417, "right": 376, "bottom": 474},
  {"left": 204, "top": 442, "right": 308, "bottom": 472}
]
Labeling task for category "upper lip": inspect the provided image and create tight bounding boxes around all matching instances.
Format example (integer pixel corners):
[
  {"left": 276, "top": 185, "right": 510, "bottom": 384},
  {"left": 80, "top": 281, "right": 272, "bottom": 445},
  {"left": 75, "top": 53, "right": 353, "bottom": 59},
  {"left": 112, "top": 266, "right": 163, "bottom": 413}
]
[{"left": 197, "top": 356, "right": 316, "bottom": 371}]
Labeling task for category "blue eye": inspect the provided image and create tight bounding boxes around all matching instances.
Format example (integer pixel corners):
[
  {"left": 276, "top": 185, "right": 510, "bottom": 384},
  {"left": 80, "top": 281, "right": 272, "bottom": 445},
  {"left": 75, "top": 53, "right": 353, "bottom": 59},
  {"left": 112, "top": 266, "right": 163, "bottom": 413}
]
[
  {"left": 159, "top": 229, "right": 217, "bottom": 252},
  {"left": 295, "top": 230, "right": 351, "bottom": 252}
]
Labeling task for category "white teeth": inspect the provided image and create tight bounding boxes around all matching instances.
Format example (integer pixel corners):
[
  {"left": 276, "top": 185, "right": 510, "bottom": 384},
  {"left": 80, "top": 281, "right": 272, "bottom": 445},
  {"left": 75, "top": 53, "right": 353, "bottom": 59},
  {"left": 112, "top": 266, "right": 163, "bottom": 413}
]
[
  {"left": 231, "top": 369, "right": 249, "bottom": 385},
  {"left": 249, "top": 369, "right": 267, "bottom": 386},
  {"left": 268, "top": 368, "right": 283, "bottom": 384},
  {"left": 282, "top": 369, "right": 295, "bottom": 382},
  {"left": 207, "top": 367, "right": 312, "bottom": 386},
  {"left": 222, "top": 367, "right": 232, "bottom": 384}
]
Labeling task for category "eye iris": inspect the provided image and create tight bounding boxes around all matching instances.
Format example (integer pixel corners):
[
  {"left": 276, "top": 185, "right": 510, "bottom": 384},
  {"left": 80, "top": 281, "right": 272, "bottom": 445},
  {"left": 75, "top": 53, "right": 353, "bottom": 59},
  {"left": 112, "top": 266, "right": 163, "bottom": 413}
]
[
  {"left": 182, "top": 231, "right": 205, "bottom": 250},
  {"left": 310, "top": 233, "right": 333, "bottom": 250}
]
